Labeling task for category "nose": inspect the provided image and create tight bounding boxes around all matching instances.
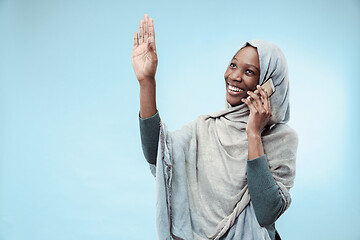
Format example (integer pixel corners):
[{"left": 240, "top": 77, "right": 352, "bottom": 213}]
[{"left": 229, "top": 69, "right": 242, "bottom": 82}]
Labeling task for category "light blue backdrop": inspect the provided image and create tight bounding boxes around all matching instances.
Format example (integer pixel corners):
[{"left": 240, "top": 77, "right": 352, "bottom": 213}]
[{"left": 1, "top": 0, "right": 359, "bottom": 239}]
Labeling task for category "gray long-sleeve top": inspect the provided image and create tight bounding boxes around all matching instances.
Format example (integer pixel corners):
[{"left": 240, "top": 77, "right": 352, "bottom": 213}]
[{"left": 139, "top": 112, "right": 285, "bottom": 240}]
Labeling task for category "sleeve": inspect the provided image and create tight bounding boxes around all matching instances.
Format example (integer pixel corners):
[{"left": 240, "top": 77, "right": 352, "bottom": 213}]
[
  {"left": 139, "top": 111, "right": 161, "bottom": 165},
  {"left": 247, "top": 154, "right": 286, "bottom": 227}
]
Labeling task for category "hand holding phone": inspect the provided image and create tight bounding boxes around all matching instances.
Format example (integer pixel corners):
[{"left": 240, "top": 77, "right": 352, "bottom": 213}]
[
  {"left": 243, "top": 78, "right": 274, "bottom": 135},
  {"left": 246, "top": 78, "right": 275, "bottom": 101}
]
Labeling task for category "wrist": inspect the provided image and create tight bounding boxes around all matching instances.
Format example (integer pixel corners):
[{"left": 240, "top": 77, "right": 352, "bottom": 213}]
[
  {"left": 139, "top": 77, "right": 156, "bottom": 87},
  {"left": 246, "top": 130, "right": 261, "bottom": 139},
  {"left": 247, "top": 131, "right": 264, "bottom": 160}
]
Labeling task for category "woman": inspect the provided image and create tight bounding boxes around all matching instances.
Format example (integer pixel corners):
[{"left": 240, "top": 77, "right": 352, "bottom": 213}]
[{"left": 132, "top": 14, "right": 298, "bottom": 240}]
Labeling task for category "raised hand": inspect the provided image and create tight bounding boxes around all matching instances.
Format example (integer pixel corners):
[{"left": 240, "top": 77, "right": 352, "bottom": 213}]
[{"left": 131, "top": 14, "right": 158, "bottom": 83}]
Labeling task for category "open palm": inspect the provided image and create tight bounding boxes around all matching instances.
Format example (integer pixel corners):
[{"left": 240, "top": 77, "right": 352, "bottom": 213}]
[{"left": 131, "top": 14, "right": 158, "bottom": 82}]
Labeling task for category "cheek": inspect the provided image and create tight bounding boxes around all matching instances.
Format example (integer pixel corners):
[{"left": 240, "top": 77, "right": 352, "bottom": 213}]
[
  {"left": 224, "top": 69, "right": 230, "bottom": 79},
  {"left": 244, "top": 77, "right": 259, "bottom": 89}
]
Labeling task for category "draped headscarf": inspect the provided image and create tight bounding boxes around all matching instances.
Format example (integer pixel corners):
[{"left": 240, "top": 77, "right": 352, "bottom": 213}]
[{"left": 150, "top": 40, "right": 298, "bottom": 240}]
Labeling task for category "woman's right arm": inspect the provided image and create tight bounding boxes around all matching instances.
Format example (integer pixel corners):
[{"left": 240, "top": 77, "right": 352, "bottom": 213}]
[
  {"left": 132, "top": 14, "right": 160, "bottom": 164},
  {"left": 139, "top": 112, "right": 160, "bottom": 165},
  {"left": 132, "top": 14, "right": 158, "bottom": 118}
]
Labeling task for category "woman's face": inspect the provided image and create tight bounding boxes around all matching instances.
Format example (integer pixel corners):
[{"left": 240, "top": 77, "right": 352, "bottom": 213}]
[{"left": 224, "top": 46, "right": 260, "bottom": 106}]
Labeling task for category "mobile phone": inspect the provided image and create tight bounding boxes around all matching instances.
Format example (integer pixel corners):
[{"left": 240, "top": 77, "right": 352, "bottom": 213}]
[{"left": 246, "top": 78, "right": 275, "bottom": 101}]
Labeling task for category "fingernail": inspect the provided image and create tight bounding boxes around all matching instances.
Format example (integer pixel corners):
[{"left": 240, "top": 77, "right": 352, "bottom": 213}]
[{"left": 247, "top": 91, "right": 250, "bottom": 94}]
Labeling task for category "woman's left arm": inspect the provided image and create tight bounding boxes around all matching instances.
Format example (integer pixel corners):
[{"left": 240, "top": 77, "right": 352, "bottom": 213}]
[
  {"left": 246, "top": 155, "right": 286, "bottom": 226},
  {"left": 242, "top": 86, "right": 286, "bottom": 227}
]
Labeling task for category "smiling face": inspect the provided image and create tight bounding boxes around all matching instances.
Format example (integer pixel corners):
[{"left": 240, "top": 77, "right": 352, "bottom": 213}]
[{"left": 224, "top": 46, "right": 260, "bottom": 106}]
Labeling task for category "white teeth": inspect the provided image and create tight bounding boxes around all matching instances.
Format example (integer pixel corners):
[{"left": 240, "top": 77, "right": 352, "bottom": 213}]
[{"left": 228, "top": 84, "right": 242, "bottom": 92}]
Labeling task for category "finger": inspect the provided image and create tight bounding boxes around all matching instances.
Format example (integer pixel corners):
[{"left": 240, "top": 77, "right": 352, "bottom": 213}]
[
  {"left": 147, "top": 37, "right": 152, "bottom": 52},
  {"left": 264, "top": 90, "right": 272, "bottom": 117},
  {"left": 267, "top": 101, "right": 272, "bottom": 118},
  {"left": 247, "top": 90, "right": 262, "bottom": 109},
  {"left": 149, "top": 18, "right": 155, "bottom": 39},
  {"left": 148, "top": 18, "right": 156, "bottom": 52},
  {"left": 257, "top": 85, "right": 272, "bottom": 118},
  {"left": 246, "top": 90, "right": 259, "bottom": 100},
  {"left": 133, "top": 32, "right": 139, "bottom": 48},
  {"left": 251, "top": 88, "right": 263, "bottom": 104},
  {"left": 257, "top": 85, "right": 267, "bottom": 105},
  {"left": 242, "top": 97, "right": 257, "bottom": 113},
  {"left": 257, "top": 85, "right": 271, "bottom": 112},
  {"left": 139, "top": 19, "right": 144, "bottom": 44},
  {"left": 254, "top": 85, "right": 265, "bottom": 112},
  {"left": 144, "top": 14, "right": 149, "bottom": 41}
]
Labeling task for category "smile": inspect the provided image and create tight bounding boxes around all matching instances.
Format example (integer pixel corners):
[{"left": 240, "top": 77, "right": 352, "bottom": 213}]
[{"left": 227, "top": 82, "right": 244, "bottom": 93}]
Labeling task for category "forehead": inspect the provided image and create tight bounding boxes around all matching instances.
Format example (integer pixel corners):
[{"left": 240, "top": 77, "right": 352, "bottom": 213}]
[{"left": 233, "top": 46, "right": 260, "bottom": 66}]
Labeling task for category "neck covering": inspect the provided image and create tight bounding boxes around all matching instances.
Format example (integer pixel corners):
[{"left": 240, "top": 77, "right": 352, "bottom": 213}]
[{"left": 150, "top": 40, "right": 298, "bottom": 240}]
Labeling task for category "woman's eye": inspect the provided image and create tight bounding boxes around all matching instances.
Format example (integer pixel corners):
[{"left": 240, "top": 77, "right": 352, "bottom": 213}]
[
  {"left": 229, "top": 63, "right": 236, "bottom": 68},
  {"left": 246, "top": 69, "right": 254, "bottom": 75}
]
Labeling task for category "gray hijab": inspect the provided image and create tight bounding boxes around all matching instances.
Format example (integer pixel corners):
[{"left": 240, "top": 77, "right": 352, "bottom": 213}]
[{"left": 151, "top": 40, "right": 298, "bottom": 240}]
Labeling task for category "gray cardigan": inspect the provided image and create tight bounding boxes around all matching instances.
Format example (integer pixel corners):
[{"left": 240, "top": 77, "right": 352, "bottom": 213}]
[{"left": 139, "top": 112, "right": 285, "bottom": 240}]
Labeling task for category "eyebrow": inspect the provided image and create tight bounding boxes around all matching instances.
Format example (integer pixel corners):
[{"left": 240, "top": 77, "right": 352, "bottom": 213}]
[
  {"left": 232, "top": 57, "right": 260, "bottom": 73},
  {"left": 245, "top": 64, "right": 260, "bottom": 73}
]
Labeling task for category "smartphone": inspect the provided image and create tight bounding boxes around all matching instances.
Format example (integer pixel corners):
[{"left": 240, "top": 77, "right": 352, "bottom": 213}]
[{"left": 246, "top": 78, "right": 275, "bottom": 101}]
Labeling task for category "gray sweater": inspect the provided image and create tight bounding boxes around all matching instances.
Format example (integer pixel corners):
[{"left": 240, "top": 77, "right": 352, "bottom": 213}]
[{"left": 139, "top": 112, "right": 284, "bottom": 240}]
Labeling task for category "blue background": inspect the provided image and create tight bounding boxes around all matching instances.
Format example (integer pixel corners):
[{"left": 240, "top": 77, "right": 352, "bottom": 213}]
[{"left": 1, "top": 0, "right": 359, "bottom": 239}]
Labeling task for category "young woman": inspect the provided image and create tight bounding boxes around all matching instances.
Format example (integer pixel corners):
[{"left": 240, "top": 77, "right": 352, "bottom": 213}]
[{"left": 132, "top": 14, "right": 298, "bottom": 240}]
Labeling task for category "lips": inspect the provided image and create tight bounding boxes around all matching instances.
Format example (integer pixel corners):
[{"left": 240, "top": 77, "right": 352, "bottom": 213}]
[{"left": 227, "top": 81, "right": 244, "bottom": 95}]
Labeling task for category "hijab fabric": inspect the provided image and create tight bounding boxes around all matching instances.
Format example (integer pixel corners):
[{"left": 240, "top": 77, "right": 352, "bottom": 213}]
[{"left": 150, "top": 40, "right": 298, "bottom": 240}]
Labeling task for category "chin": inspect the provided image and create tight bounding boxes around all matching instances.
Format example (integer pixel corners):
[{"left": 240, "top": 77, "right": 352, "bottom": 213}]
[
  {"left": 226, "top": 96, "right": 244, "bottom": 107},
  {"left": 228, "top": 102, "right": 244, "bottom": 107}
]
